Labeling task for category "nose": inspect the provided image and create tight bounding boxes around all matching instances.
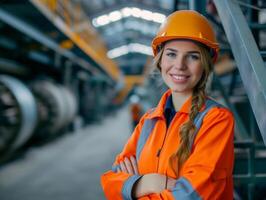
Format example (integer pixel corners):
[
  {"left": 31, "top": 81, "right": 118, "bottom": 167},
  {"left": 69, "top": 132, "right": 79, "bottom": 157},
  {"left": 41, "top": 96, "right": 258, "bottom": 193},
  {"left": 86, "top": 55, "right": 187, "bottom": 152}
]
[{"left": 173, "top": 55, "right": 187, "bottom": 70}]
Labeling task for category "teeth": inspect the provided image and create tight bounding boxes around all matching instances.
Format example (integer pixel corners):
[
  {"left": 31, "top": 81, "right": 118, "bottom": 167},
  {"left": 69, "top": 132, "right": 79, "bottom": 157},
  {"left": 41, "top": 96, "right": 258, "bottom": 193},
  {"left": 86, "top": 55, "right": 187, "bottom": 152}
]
[{"left": 172, "top": 75, "right": 187, "bottom": 80}]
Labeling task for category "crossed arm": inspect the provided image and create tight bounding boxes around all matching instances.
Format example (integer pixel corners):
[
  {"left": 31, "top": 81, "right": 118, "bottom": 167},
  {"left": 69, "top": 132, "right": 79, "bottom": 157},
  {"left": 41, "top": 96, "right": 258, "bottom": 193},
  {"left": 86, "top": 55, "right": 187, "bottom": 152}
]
[
  {"left": 103, "top": 108, "right": 234, "bottom": 199},
  {"left": 117, "top": 156, "right": 176, "bottom": 198}
]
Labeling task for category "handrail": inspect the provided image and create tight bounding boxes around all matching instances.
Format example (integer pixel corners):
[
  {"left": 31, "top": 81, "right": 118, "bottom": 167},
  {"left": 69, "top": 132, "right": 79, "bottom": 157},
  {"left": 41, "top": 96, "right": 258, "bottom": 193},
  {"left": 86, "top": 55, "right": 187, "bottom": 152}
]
[
  {"left": 213, "top": 0, "right": 266, "bottom": 145},
  {"left": 213, "top": 75, "right": 250, "bottom": 141}
]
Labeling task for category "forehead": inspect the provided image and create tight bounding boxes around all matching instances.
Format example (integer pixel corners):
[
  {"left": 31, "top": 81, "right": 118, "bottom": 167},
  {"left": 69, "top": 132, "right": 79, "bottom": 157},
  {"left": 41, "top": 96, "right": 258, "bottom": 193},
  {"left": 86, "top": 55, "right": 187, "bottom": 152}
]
[{"left": 164, "top": 40, "right": 200, "bottom": 52}]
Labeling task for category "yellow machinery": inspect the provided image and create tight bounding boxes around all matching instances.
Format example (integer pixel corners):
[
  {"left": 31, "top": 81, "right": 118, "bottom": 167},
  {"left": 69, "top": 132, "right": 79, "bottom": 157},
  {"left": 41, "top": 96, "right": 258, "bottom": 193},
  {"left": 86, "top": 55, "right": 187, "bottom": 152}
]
[{"left": 30, "top": 0, "right": 121, "bottom": 82}]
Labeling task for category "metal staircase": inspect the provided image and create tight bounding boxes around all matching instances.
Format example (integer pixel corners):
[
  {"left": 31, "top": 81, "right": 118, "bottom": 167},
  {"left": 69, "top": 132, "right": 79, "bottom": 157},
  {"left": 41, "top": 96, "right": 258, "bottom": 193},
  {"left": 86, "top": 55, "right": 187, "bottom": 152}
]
[
  {"left": 213, "top": 0, "right": 266, "bottom": 199},
  {"left": 213, "top": 0, "right": 266, "bottom": 143}
]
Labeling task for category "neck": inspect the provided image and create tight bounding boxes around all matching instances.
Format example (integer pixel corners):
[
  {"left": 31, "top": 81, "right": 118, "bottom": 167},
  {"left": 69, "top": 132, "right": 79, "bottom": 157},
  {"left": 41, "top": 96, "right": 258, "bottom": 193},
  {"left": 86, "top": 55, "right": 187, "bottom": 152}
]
[{"left": 171, "top": 90, "right": 192, "bottom": 111}]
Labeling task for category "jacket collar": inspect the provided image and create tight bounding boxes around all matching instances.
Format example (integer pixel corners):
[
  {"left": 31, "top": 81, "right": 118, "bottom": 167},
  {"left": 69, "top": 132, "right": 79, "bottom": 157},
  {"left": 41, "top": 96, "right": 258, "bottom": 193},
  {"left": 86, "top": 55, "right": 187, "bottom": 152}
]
[{"left": 147, "top": 89, "right": 192, "bottom": 119}]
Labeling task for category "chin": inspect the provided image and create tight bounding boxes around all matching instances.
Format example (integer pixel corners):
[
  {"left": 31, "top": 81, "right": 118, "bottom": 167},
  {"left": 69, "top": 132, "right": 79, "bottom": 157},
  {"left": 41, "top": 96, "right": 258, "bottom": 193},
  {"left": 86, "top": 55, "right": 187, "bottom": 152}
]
[
  {"left": 171, "top": 88, "right": 192, "bottom": 95},
  {"left": 171, "top": 88, "right": 186, "bottom": 93}
]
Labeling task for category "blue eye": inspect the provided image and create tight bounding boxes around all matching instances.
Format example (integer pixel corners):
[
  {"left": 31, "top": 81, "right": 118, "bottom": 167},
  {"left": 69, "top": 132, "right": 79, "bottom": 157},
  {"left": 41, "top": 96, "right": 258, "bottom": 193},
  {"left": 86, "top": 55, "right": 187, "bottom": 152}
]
[
  {"left": 166, "top": 52, "right": 176, "bottom": 58},
  {"left": 187, "top": 54, "right": 200, "bottom": 60}
]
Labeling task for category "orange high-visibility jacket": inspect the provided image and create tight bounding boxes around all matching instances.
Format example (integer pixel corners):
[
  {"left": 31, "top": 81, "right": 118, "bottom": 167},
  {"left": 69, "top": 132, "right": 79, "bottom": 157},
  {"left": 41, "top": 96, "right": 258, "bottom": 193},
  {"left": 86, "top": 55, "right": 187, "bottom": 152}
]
[{"left": 101, "top": 90, "right": 235, "bottom": 200}]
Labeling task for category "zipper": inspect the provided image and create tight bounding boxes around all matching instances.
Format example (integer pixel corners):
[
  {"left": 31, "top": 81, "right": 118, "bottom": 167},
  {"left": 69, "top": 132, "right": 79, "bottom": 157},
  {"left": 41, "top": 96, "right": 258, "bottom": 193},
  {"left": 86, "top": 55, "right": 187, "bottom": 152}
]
[
  {"left": 156, "top": 113, "right": 179, "bottom": 172},
  {"left": 156, "top": 118, "right": 170, "bottom": 172}
]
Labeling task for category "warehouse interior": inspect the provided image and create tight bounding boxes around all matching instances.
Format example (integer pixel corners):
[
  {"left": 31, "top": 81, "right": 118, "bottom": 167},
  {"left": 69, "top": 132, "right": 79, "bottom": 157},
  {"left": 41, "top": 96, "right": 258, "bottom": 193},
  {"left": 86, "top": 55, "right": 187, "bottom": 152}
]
[{"left": 0, "top": 0, "right": 266, "bottom": 199}]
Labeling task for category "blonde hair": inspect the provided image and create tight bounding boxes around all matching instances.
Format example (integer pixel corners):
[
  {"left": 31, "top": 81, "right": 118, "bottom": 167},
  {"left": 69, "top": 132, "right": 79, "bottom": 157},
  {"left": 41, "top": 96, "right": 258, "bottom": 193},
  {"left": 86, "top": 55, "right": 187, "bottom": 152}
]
[{"left": 153, "top": 41, "right": 213, "bottom": 175}]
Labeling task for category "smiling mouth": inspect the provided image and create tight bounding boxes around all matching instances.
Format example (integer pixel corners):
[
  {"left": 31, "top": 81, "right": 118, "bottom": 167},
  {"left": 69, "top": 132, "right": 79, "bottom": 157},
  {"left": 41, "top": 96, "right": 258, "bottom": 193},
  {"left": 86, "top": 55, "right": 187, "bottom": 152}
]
[{"left": 171, "top": 74, "right": 190, "bottom": 81}]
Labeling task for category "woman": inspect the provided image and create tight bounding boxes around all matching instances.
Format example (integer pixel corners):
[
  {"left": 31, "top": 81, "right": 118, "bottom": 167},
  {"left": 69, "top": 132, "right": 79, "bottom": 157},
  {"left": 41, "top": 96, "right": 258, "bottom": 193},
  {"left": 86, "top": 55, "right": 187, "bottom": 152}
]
[{"left": 101, "top": 10, "right": 234, "bottom": 200}]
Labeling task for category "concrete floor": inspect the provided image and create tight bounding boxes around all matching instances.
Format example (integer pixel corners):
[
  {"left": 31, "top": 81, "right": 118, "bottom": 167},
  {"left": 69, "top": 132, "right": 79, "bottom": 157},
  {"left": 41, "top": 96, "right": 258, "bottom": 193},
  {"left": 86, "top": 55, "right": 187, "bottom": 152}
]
[{"left": 0, "top": 106, "right": 132, "bottom": 200}]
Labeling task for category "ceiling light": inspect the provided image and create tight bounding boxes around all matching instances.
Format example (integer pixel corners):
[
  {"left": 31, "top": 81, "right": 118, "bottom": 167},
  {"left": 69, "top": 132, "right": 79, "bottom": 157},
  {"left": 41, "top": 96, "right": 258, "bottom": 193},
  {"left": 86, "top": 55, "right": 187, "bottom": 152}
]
[
  {"left": 92, "top": 7, "right": 166, "bottom": 27},
  {"left": 121, "top": 7, "right": 132, "bottom": 17},
  {"left": 107, "top": 43, "right": 152, "bottom": 58},
  {"left": 152, "top": 12, "right": 166, "bottom": 23},
  {"left": 131, "top": 7, "right": 142, "bottom": 18},
  {"left": 140, "top": 10, "right": 153, "bottom": 21},
  {"left": 96, "top": 15, "right": 110, "bottom": 26},
  {"left": 109, "top": 11, "right": 122, "bottom": 22},
  {"left": 107, "top": 45, "right": 129, "bottom": 58},
  {"left": 92, "top": 18, "right": 98, "bottom": 27}
]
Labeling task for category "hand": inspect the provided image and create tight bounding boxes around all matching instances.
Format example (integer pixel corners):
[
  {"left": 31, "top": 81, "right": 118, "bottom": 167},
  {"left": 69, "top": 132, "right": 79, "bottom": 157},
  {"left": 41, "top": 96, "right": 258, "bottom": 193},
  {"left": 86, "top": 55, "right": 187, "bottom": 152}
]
[
  {"left": 166, "top": 176, "right": 176, "bottom": 190},
  {"left": 117, "top": 156, "right": 139, "bottom": 175},
  {"left": 132, "top": 173, "right": 176, "bottom": 198}
]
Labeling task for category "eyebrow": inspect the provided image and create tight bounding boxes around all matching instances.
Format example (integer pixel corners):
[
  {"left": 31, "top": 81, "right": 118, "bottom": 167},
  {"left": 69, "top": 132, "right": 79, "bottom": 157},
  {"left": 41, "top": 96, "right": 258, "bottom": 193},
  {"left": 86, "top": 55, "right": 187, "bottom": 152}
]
[{"left": 165, "top": 47, "right": 200, "bottom": 54}]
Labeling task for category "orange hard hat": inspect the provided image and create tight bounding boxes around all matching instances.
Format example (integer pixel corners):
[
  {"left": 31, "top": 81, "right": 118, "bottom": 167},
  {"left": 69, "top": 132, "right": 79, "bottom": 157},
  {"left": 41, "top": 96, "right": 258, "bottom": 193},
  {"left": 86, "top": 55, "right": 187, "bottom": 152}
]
[{"left": 152, "top": 10, "right": 219, "bottom": 62}]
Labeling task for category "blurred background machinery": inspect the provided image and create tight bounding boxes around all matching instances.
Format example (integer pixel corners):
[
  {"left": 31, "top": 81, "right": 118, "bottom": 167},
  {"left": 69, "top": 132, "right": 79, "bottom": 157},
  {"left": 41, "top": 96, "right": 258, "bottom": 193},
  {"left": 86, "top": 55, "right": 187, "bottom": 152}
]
[
  {"left": 0, "top": 0, "right": 266, "bottom": 199},
  {"left": 0, "top": 0, "right": 121, "bottom": 157}
]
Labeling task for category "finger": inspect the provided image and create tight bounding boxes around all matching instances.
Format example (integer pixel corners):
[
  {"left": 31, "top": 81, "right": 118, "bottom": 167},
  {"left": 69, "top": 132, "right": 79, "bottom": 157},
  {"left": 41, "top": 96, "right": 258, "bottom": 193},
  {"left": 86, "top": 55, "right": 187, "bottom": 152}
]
[
  {"left": 120, "top": 161, "right": 128, "bottom": 173},
  {"left": 117, "top": 166, "right": 121, "bottom": 173},
  {"left": 130, "top": 156, "right": 139, "bottom": 174},
  {"left": 124, "top": 157, "right": 134, "bottom": 174}
]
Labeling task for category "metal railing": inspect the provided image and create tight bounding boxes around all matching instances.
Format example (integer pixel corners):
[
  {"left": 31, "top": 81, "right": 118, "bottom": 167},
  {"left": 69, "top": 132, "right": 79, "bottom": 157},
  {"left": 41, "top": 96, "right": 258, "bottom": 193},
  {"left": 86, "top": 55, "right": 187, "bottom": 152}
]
[{"left": 213, "top": 0, "right": 266, "bottom": 145}]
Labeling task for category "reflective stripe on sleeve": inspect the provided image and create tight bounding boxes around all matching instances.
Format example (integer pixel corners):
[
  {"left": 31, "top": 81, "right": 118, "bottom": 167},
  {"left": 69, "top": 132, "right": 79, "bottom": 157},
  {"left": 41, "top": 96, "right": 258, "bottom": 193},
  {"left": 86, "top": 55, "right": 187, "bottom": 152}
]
[
  {"left": 122, "top": 175, "right": 142, "bottom": 200},
  {"left": 112, "top": 165, "right": 119, "bottom": 172},
  {"left": 172, "top": 177, "right": 202, "bottom": 200}
]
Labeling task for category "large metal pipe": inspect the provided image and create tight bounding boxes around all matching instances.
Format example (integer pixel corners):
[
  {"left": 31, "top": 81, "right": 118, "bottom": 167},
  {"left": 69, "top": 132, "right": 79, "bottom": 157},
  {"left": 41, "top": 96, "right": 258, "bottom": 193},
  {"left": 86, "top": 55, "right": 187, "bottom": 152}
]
[
  {"left": 31, "top": 81, "right": 78, "bottom": 138},
  {"left": 58, "top": 86, "right": 78, "bottom": 126},
  {"left": 0, "top": 75, "right": 37, "bottom": 155},
  {"left": 31, "top": 81, "right": 66, "bottom": 137}
]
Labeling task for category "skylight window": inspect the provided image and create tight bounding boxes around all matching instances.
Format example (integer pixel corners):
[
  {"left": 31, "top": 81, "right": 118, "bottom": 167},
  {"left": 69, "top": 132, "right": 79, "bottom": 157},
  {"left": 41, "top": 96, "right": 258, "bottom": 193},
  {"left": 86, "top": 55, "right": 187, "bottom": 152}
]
[
  {"left": 152, "top": 12, "right": 166, "bottom": 23},
  {"left": 95, "top": 15, "right": 110, "bottom": 26},
  {"left": 140, "top": 10, "right": 153, "bottom": 21},
  {"left": 109, "top": 11, "right": 122, "bottom": 22},
  {"left": 92, "top": 7, "right": 166, "bottom": 27},
  {"left": 131, "top": 7, "right": 142, "bottom": 18},
  {"left": 107, "top": 43, "right": 153, "bottom": 58},
  {"left": 121, "top": 7, "right": 132, "bottom": 17}
]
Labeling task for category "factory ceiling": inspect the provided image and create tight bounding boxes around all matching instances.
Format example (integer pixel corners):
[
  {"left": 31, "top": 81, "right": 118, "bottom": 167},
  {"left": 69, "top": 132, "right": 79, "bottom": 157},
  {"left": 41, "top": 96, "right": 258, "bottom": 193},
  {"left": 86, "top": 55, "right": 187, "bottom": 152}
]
[{"left": 80, "top": 0, "right": 189, "bottom": 75}]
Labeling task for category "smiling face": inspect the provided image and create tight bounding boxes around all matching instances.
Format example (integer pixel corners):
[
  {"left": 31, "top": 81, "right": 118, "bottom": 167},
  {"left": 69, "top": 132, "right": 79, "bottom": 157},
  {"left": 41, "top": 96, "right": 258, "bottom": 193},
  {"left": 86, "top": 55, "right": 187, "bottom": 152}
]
[{"left": 160, "top": 40, "right": 204, "bottom": 96}]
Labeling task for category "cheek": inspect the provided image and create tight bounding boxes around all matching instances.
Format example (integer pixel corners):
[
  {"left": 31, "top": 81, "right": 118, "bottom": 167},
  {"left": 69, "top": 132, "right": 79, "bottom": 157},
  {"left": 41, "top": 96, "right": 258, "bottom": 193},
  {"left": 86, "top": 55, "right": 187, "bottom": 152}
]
[
  {"left": 198, "top": 68, "right": 204, "bottom": 77},
  {"left": 160, "top": 63, "right": 171, "bottom": 79},
  {"left": 160, "top": 58, "right": 171, "bottom": 73},
  {"left": 161, "top": 67, "right": 167, "bottom": 80},
  {"left": 194, "top": 67, "right": 204, "bottom": 83},
  {"left": 160, "top": 64, "right": 169, "bottom": 83},
  {"left": 193, "top": 64, "right": 203, "bottom": 77}
]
